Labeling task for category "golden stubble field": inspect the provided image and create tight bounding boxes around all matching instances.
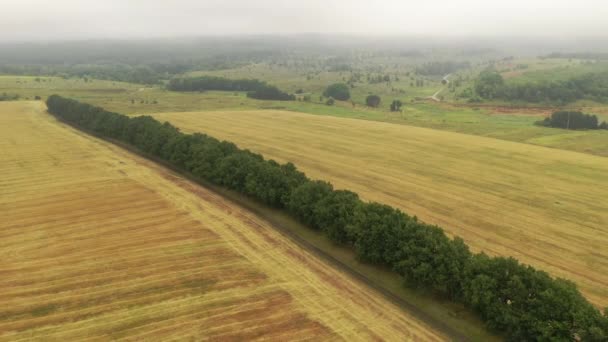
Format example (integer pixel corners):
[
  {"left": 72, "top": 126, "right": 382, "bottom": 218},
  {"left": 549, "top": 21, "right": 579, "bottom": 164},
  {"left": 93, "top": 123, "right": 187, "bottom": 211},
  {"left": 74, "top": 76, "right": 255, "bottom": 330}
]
[
  {"left": 0, "top": 102, "right": 445, "bottom": 341},
  {"left": 151, "top": 109, "right": 608, "bottom": 308}
]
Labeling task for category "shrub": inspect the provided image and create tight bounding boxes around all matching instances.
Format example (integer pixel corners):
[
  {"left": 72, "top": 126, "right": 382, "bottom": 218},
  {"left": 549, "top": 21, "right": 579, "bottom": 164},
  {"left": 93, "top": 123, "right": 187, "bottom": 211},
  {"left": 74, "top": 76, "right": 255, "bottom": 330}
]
[{"left": 365, "top": 94, "right": 381, "bottom": 108}]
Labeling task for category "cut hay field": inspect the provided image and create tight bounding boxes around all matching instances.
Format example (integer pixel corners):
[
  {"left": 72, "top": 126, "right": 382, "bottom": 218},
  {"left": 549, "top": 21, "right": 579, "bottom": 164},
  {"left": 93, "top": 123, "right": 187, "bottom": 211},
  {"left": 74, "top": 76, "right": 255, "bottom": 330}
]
[
  {"left": 0, "top": 101, "right": 447, "bottom": 341},
  {"left": 151, "top": 109, "right": 608, "bottom": 308}
]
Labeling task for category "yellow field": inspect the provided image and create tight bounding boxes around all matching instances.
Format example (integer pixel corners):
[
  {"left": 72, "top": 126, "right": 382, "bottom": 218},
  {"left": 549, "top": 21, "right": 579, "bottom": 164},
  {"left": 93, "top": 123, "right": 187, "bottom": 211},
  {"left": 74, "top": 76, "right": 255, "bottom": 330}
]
[
  {"left": 0, "top": 102, "right": 445, "bottom": 341},
  {"left": 151, "top": 109, "right": 608, "bottom": 308}
]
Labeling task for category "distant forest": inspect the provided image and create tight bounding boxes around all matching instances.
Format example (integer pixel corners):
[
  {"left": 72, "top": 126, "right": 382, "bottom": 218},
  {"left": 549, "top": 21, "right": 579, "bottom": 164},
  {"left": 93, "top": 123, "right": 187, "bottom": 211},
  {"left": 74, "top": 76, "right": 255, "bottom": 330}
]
[
  {"left": 415, "top": 61, "right": 470, "bottom": 76},
  {"left": 543, "top": 52, "right": 608, "bottom": 60},
  {"left": 475, "top": 70, "right": 608, "bottom": 103},
  {"left": 0, "top": 38, "right": 299, "bottom": 84},
  {"left": 0, "top": 37, "right": 497, "bottom": 84}
]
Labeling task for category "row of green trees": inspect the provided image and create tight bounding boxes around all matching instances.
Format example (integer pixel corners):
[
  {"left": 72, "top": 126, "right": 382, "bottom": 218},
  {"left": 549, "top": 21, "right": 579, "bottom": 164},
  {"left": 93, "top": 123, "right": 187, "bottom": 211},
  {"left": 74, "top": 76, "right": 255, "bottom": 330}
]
[
  {"left": 46, "top": 95, "right": 608, "bottom": 341},
  {"left": 475, "top": 70, "right": 608, "bottom": 104},
  {"left": 168, "top": 76, "right": 295, "bottom": 101},
  {"left": 536, "top": 111, "right": 608, "bottom": 130}
]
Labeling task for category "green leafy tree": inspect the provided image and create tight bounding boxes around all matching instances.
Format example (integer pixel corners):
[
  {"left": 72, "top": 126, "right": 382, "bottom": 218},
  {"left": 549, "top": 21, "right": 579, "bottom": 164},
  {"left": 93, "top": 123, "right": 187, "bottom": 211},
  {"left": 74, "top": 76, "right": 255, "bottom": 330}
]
[
  {"left": 390, "top": 100, "right": 402, "bottom": 112},
  {"left": 287, "top": 181, "right": 333, "bottom": 229},
  {"left": 365, "top": 95, "right": 381, "bottom": 108},
  {"left": 323, "top": 83, "right": 351, "bottom": 101},
  {"left": 316, "top": 190, "right": 360, "bottom": 244},
  {"left": 475, "top": 70, "right": 504, "bottom": 99}
]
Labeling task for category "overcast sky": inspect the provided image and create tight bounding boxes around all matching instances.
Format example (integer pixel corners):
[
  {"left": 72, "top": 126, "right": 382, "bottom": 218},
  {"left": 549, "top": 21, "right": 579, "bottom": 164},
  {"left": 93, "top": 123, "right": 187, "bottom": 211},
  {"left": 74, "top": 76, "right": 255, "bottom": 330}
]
[{"left": 2, "top": 0, "right": 608, "bottom": 41}]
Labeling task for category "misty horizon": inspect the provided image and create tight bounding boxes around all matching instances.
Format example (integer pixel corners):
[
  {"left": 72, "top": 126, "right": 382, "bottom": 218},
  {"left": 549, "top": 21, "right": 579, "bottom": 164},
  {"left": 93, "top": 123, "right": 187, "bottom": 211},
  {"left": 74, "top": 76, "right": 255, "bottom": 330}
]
[{"left": 1, "top": 0, "right": 608, "bottom": 42}]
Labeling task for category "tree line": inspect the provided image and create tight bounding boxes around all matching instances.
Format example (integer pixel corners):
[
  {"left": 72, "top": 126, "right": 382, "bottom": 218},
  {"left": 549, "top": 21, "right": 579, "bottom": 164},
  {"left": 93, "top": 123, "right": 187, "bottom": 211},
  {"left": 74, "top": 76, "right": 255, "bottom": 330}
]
[
  {"left": 536, "top": 111, "right": 608, "bottom": 130},
  {"left": 46, "top": 95, "right": 608, "bottom": 341},
  {"left": 542, "top": 53, "right": 608, "bottom": 60},
  {"left": 167, "top": 76, "right": 295, "bottom": 101},
  {"left": 475, "top": 70, "right": 608, "bottom": 104},
  {"left": 415, "top": 61, "right": 470, "bottom": 76},
  {"left": 0, "top": 64, "right": 171, "bottom": 85}
]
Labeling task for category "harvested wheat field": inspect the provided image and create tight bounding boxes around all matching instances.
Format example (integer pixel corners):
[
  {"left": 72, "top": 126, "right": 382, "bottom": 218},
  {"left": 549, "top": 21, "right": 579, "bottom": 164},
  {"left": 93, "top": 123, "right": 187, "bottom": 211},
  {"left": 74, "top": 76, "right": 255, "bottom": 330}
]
[
  {"left": 151, "top": 109, "right": 608, "bottom": 308},
  {"left": 0, "top": 102, "right": 446, "bottom": 341}
]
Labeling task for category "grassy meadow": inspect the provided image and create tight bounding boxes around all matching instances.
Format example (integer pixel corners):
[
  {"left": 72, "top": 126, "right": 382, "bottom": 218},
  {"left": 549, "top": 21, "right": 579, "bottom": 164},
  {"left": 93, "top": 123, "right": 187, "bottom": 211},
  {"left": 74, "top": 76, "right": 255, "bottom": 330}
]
[
  {"left": 0, "top": 101, "right": 450, "bottom": 340},
  {"left": 150, "top": 109, "right": 608, "bottom": 308}
]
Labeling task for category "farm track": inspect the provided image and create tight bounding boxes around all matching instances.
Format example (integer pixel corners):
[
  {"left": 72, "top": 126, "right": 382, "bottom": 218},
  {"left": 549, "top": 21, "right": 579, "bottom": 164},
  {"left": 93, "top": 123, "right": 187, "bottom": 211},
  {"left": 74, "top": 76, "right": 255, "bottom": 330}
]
[
  {"left": 151, "top": 109, "right": 608, "bottom": 308},
  {"left": 0, "top": 101, "right": 446, "bottom": 341}
]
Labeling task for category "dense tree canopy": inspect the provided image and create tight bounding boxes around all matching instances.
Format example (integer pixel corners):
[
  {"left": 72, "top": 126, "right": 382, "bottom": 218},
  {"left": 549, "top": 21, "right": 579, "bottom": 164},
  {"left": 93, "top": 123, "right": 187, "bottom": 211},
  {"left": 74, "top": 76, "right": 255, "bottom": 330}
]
[
  {"left": 323, "top": 83, "right": 351, "bottom": 101},
  {"left": 365, "top": 94, "right": 381, "bottom": 107},
  {"left": 47, "top": 95, "right": 608, "bottom": 341}
]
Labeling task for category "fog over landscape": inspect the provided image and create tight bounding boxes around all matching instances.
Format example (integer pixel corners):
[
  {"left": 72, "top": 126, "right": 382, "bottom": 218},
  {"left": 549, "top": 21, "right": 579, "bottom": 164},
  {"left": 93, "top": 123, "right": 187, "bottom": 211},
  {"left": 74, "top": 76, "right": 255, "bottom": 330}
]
[
  {"left": 1, "top": 0, "right": 608, "bottom": 41},
  {"left": 2, "top": 1, "right": 608, "bottom": 341}
]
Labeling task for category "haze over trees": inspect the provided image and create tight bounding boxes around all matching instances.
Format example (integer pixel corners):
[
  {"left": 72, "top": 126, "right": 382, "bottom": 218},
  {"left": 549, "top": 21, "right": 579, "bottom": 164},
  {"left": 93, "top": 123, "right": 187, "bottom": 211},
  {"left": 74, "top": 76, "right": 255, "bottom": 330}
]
[
  {"left": 47, "top": 95, "right": 608, "bottom": 341},
  {"left": 415, "top": 61, "right": 470, "bottom": 76},
  {"left": 475, "top": 70, "right": 608, "bottom": 104},
  {"left": 168, "top": 76, "right": 295, "bottom": 101}
]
